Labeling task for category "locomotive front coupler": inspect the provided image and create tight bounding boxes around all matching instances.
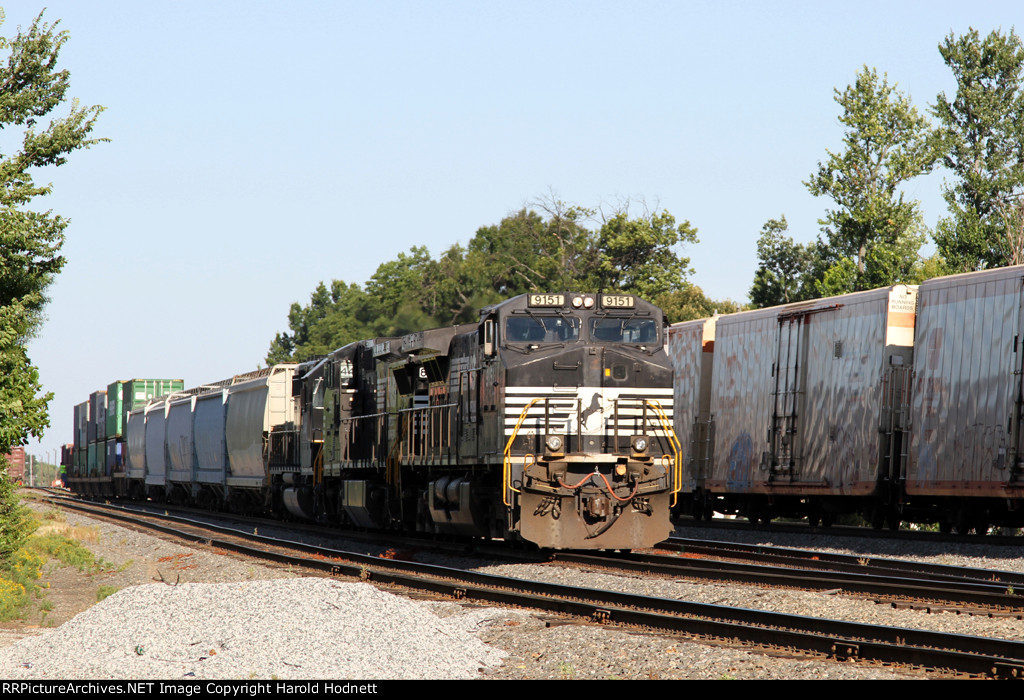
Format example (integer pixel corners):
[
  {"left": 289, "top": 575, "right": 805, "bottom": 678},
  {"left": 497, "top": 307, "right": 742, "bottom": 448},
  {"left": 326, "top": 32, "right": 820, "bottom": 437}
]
[{"left": 525, "top": 454, "right": 657, "bottom": 499}]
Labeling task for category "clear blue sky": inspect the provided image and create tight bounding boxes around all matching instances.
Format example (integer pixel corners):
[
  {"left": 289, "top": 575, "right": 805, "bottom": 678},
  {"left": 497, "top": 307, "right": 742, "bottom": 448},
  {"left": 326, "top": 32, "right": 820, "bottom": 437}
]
[{"left": 12, "top": 0, "right": 1020, "bottom": 464}]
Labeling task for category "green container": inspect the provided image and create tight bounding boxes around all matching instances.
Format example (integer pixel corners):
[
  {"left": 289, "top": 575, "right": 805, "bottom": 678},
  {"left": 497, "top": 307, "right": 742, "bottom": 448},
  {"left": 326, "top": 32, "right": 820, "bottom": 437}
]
[
  {"left": 87, "top": 442, "right": 99, "bottom": 477},
  {"left": 105, "top": 378, "right": 185, "bottom": 438}
]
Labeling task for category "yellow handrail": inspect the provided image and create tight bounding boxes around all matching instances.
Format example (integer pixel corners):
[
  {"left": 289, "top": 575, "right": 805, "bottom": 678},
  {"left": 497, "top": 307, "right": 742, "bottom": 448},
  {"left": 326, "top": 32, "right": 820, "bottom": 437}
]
[
  {"left": 642, "top": 398, "right": 682, "bottom": 506},
  {"left": 503, "top": 397, "right": 541, "bottom": 506}
]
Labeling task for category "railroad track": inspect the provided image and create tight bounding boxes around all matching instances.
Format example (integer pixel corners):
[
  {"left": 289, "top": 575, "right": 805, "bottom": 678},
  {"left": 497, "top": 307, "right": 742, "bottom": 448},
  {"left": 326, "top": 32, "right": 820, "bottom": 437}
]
[
  {"left": 39, "top": 494, "right": 1024, "bottom": 678},
  {"left": 551, "top": 538, "right": 1024, "bottom": 615}
]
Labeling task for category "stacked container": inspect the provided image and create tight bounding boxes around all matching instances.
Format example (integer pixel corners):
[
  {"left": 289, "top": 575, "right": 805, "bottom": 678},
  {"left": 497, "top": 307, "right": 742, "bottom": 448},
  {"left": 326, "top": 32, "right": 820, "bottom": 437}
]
[{"left": 67, "top": 378, "right": 184, "bottom": 496}]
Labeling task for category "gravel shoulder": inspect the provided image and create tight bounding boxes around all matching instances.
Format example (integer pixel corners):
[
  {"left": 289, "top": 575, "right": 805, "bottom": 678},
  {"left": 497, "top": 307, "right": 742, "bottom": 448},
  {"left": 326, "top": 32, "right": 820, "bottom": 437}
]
[{"left": 0, "top": 508, "right": 1005, "bottom": 680}]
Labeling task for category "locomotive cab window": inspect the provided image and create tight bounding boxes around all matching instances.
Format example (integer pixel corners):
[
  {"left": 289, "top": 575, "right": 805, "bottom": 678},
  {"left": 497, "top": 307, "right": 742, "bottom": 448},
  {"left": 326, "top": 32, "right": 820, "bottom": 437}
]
[
  {"left": 505, "top": 315, "right": 580, "bottom": 343},
  {"left": 589, "top": 317, "right": 658, "bottom": 344}
]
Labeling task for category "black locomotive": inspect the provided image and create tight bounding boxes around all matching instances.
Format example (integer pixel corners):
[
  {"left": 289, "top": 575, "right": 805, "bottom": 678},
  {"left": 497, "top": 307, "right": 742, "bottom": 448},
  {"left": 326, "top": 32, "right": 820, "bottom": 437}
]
[{"left": 67, "top": 292, "right": 680, "bottom": 550}]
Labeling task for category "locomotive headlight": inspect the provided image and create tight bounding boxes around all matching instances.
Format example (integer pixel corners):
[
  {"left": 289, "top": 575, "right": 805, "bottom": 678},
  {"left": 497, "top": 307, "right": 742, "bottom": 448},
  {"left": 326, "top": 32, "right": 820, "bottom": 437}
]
[
  {"left": 572, "top": 296, "right": 584, "bottom": 308},
  {"left": 545, "top": 434, "right": 564, "bottom": 454},
  {"left": 631, "top": 435, "right": 649, "bottom": 455},
  {"left": 583, "top": 297, "right": 595, "bottom": 309}
]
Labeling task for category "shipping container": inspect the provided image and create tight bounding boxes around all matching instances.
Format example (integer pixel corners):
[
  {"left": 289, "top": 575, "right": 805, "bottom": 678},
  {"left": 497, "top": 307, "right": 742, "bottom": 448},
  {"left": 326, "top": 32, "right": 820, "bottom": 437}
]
[
  {"left": 104, "top": 437, "right": 120, "bottom": 477},
  {"left": 87, "top": 442, "right": 100, "bottom": 478},
  {"left": 90, "top": 391, "right": 107, "bottom": 442},
  {"left": 74, "top": 401, "right": 90, "bottom": 450},
  {"left": 107, "top": 378, "right": 185, "bottom": 439}
]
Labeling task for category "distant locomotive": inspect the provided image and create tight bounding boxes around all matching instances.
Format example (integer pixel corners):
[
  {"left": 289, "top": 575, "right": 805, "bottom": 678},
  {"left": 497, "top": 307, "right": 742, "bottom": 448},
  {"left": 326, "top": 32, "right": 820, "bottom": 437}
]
[
  {"left": 670, "top": 264, "right": 1024, "bottom": 535},
  {"left": 65, "top": 293, "right": 679, "bottom": 550}
]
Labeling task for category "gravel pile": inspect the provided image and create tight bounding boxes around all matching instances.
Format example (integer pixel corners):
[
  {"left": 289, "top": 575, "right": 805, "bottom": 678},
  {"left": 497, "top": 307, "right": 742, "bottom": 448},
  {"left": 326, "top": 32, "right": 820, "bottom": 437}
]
[{"left": 0, "top": 579, "right": 505, "bottom": 680}]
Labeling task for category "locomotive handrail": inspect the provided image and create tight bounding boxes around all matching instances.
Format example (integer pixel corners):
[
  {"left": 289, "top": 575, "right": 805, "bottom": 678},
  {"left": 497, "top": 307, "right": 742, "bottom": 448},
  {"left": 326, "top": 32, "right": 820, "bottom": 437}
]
[
  {"left": 641, "top": 398, "right": 682, "bottom": 505},
  {"left": 397, "top": 403, "right": 457, "bottom": 462},
  {"left": 503, "top": 397, "right": 542, "bottom": 506}
]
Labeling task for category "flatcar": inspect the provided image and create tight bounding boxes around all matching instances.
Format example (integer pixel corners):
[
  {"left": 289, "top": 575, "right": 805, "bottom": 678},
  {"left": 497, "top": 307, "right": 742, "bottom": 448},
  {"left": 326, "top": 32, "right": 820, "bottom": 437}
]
[
  {"left": 67, "top": 292, "right": 680, "bottom": 550},
  {"left": 670, "top": 264, "right": 1024, "bottom": 534}
]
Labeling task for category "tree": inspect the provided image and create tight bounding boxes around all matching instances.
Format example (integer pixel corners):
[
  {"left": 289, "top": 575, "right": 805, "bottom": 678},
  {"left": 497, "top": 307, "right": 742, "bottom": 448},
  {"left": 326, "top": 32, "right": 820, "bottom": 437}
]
[
  {"left": 266, "top": 197, "right": 708, "bottom": 359},
  {"left": 805, "top": 66, "right": 939, "bottom": 294},
  {"left": 749, "top": 216, "right": 818, "bottom": 308},
  {"left": 466, "top": 199, "right": 595, "bottom": 297},
  {"left": 655, "top": 283, "right": 743, "bottom": 324},
  {"left": 933, "top": 28, "right": 1024, "bottom": 271},
  {"left": 0, "top": 11, "right": 105, "bottom": 455},
  {"left": 265, "top": 281, "right": 371, "bottom": 363},
  {"left": 593, "top": 207, "right": 697, "bottom": 298}
]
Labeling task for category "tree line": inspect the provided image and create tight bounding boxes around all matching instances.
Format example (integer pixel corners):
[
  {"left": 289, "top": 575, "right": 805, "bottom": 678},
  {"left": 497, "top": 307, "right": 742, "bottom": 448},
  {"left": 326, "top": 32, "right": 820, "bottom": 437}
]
[
  {"left": 751, "top": 28, "right": 1024, "bottom": 307},
  {"left": 266, "top": 199, "right": 741, "bottom": 363}
]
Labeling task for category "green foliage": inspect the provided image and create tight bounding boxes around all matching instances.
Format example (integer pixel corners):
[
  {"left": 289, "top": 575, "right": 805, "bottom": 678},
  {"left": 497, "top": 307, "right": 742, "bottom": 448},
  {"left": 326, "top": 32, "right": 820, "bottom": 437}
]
[
  {"left": 266, "top": 197, "right": 710, "bottom": 361},
  {"left": 594, "top": 208, "right": 697, "bottom": 298},
  {"left": 0, "top": 460, "right": 32, "bottom": 567},
  {"left": 933, "top": 28, "right": 1024, "bottom": 271},
  {"left": 655, "top": 284, "right": 743, "bottom": 324},
  {"left": 805, "top": 66, "right": 939, "bottom": 294},
  {"left": 467, "top": 203, "right": 596, "bottom": 297},
  {"left": 0, "top": 509, "right": 117, "bottom": 621},
  {"left": 27, "top": 531, "right": 111, "bottom": 572},
  {"left": 0, "top": 11, "right": 106, "bottom": 454},
  {"left": 96, "top": 584, "right": 118, "bottom": 602},
  {"left": 749, "top": 216, "right": 819, "bottom": 308}
]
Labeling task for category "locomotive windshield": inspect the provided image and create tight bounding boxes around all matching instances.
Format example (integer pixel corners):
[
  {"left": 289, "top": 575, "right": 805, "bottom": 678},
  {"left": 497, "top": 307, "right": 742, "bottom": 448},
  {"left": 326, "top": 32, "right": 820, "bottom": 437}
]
[
  {"left": 590, "top": 316, "right": 658, "bottom": 344},
  {"left": 506, "top": 315, "right": 581, "bottom": 343}
]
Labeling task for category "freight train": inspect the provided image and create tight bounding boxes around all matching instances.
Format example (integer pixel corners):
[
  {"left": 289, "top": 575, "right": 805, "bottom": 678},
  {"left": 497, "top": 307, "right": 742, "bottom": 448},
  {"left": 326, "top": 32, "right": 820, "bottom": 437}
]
[
  {"left": 670, "top": 264, "right": 1024, "bottom": 534},
  {"left": 64, "top": 292, "right": 679, "bottom": 550}
]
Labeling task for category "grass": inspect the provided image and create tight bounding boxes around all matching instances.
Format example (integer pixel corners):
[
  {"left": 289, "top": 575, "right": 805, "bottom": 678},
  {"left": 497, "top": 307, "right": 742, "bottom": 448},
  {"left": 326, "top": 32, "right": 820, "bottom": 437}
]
[
  {"left": 96, "top": 585, "right": 119, "bottom": 602},
  {"left": 0, "top": 506, "right": 119, "bottom": 621}
]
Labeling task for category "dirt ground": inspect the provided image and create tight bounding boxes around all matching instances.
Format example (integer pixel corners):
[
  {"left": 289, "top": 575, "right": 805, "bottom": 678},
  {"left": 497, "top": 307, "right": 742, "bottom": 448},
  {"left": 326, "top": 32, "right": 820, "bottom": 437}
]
[{"left": 0, "top": 505, "right": 297, "bottom": 648}]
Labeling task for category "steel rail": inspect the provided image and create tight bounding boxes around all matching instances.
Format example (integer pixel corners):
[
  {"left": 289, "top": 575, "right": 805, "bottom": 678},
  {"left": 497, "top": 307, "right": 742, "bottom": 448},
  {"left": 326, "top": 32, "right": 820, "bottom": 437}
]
[
  {"left": 552, "top": 550, "right": 1024, "bottom": 611},
  {"left": 663, "top": 536, "right": 1024, "bottom": 587}
]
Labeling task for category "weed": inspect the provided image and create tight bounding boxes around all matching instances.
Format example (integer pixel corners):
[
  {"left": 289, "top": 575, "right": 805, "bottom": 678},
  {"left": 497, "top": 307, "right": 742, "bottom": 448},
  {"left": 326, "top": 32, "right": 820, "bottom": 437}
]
[
  {"left": 0, "top": 579, "right": 30, "bottom": 621},
  {"left": 557, "top": 661, "right": 576, "bottom": 678},
  {"left": 96, "top": 585, "right": 119, "bottom": 602},
  {"left": 27, "top": 533, "right": 112, "bottom": 573}
]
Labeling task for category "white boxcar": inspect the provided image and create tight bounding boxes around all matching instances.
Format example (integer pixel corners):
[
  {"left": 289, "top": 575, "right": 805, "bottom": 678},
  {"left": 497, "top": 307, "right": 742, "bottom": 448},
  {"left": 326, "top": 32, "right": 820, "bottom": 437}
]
[
  {"left": 668, "top": 317, "right": 716, "bottom": 510},
  {"left": 224, "top": 365, "right": 298, "bottom": 491},
  {"left": 906, "top": 265, "right": 1024, "bottom": 529},
  {"left": 703, "top": 285, "right": 917, "bottom": 520}
]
